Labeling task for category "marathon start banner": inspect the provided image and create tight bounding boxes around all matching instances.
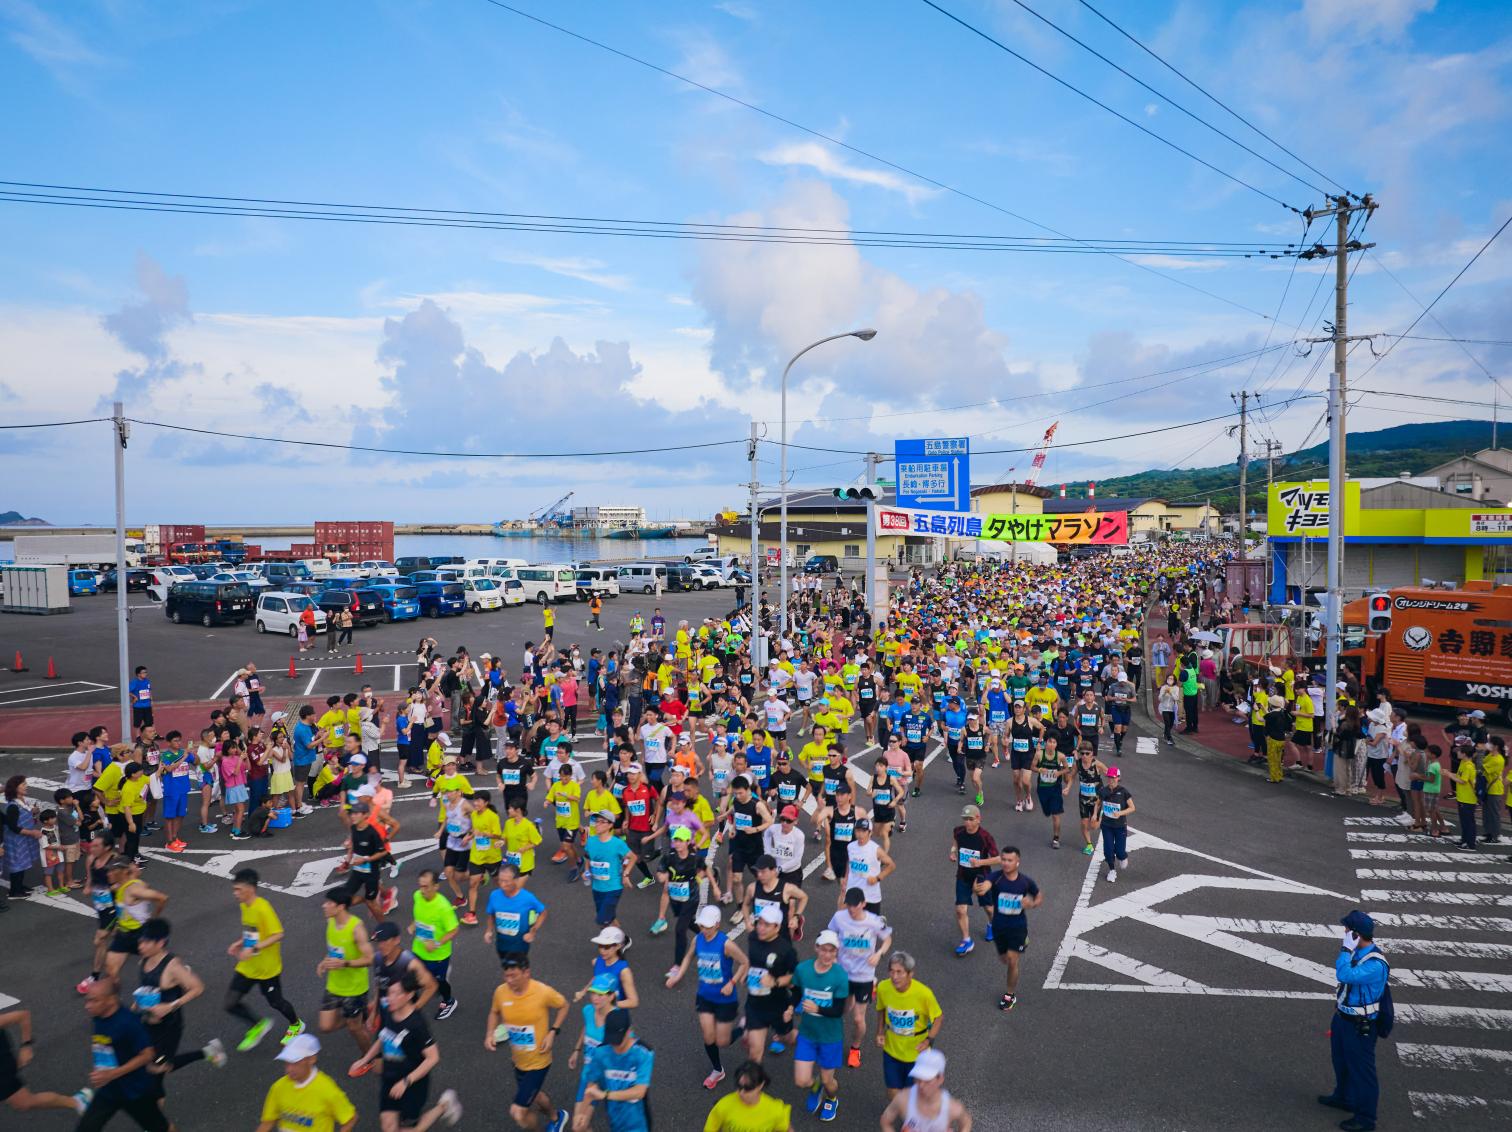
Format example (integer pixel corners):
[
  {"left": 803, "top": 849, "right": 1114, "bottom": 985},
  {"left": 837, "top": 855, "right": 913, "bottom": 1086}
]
[{"left": 874, "top": 505, "right": 1129, "bottom": 544}]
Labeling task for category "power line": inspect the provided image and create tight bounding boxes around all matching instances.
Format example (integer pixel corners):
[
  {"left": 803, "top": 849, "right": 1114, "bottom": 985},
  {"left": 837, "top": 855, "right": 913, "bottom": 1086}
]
[
  {"left": 1388, "top": 334, "right": 1512, "bottom": 347},
  {"left": 129, "top": 419, "right": 748, "bottom": 459},
  {"left": 917, "top": 0, "right": 1303, "bottom": 212},
  {"left": 0, "top": 417, "right": 112, "bottom": 429},
  {"left": 998, "top": 0, "right": 1331, "bottom": 196},
  {"left": 1072, "top": 0, "right": 1352, "bottom": 196},
  {"left": 477, "top": 0, "right": 1278, "bottom": 320},
  {"left": 0, "top": 188, "right": 1294, "bottom": 257}
]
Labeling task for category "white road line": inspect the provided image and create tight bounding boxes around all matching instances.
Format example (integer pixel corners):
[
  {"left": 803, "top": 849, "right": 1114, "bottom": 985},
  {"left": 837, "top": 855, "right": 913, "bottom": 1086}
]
[
  {"left": 1360, "top": 889, "right": 1512, "bottom": 908},
  {"left": 303, "top": 669, "right": 320, "bottom": 696},
  {"left": 1157, "top": 917, "right": 1512, "bottom": 959},
  {"left": 1395, "top": 1003, "right": 1512, "bottom": 1031},
  {"left": 1350, "top": 849, "right": 1512, "bottom": 864},
  {"left": 1396, "top": 1042, "right": 1512, "bottom": 1071},
  {"left": 0, "top": 683, "right": 116, "bottom": 706},
  {"left": 1344, "top": 816, "right": 1416, "bottom": 825},
  {"left": 392, "top": 664, "right": 402, "bottom": 692},
  {"left": 1408, "top": 1093, "right": 1512, "bottom": 1119},
  {"left": 1346, "top": 832, "right": 1429, "bottom": 842},
  {"left": 1045, "top": 846, "right": 1108, "bottom": 988},
  {"left": 1140, "top": 912, "right": 1338, "bottom": 985},
  {"left": 1395, "top": 968, "right": 1512, "bottom": 993},
  {"left": 0, "top": 993, "right": 17, "bottom": 1009},
  {"left": 1135, "top": 737, "right": 1157, "bottom": 754},
  {"left": 22, "top": 892, "right": 96, "bottom": 918},
  {"left": 1355, "top": 870, "right": 1512, "bottom": 885},
  {"left": 1068, "top": 939, "right": 1209, "bottom": 988},
  {"left": 0, "top": 679, "right": 103, "bottom": 698},
  {"left": 1380, "top": 938, "right": 1512, "bottom": 961},
  {"left": 210, "top": 669, "right": 240, "bottom": 701},
  {"left": 1371, "top": 912, "right": 1512, "bottom": 932}
]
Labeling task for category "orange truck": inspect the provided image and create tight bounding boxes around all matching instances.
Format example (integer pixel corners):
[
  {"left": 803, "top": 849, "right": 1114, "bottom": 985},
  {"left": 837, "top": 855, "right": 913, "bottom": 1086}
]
[{"left": 1343, "top": 581, "right": 1512, "bottom": 724}]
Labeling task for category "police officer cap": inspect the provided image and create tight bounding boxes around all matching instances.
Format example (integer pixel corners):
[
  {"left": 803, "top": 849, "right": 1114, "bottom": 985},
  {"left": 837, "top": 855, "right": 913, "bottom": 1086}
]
[{"left": 1340, "top": 909, "right": 1375, "bottom": 938}]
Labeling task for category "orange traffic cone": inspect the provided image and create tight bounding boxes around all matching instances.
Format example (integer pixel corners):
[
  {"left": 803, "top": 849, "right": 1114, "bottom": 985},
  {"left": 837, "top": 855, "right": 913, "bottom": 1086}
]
[
  {"left": 288, "top": 655, "right": 298, "bottom": 679},
  {"left": 45, "top": 656, "right": 58, "bottom": 679},
  {"left": 354, "top": 653, "right": 363, "bottom": 675},
  {"left": 11, "top": 650, "right": 25, "bottom": 672}
]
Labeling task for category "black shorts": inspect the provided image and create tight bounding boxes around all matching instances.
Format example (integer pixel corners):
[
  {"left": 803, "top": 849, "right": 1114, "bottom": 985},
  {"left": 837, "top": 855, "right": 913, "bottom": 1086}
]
[
  {"left": 131, "top": 705, "right": 154, "bottom": 729},
  {"left": 964, "top": 756, "right": 985, "bottom": 772},
  {"left": 109, "top": 927, "right": 142, "bottom": 956},
  {"left": 557, "top": 827, "right": 579, "bottom": 845},
  {"left": 1009, "top": 747, "right": 1034, "bottom": 771},
  {"left": 443, "top": 848, "right": 469, "bottom": 871},
  {"left": 1078, "top": 797, "right": 1099, "bottom": 820},
  {"left": 858, "top": 701, "right": 876, "bottom": 717},
  {"left": 848, "top": 980, "right": 874, "bottom": 1004},
  {"left": 468, "top": 860, "right": 500, "bottom": 878},
  {"left": 512, "top": 1064, "right": 550, "bottom": 1108},
  {"left": 320, "top": 990, "right": 369, "bottom": 1018},
  {"left": 695, "top": 996, "right": 740, "bottom": 1023},
  {"left": 746, "top": 1001, "right": 792, "bottom": 1033},
  {"left": 994, "top": 923, "right": 1028, "bottom": 955},
  {"left": 729, "top": 841, "right": 763, "bottom": 873},
  {"left": 380, "top": 1074, "right": 429, "bottom": 1120},
  {"left": 872, "top": 807, "right": 895, "bottom": 826},
  {"left": 228, "top": 972, "right": 286, "bottom": 999},
  {"left": 97, "top": 908, "right": 118, "bottom": 932},
  {"left": 343, "top": 868, "right": 380, "bottom": 901}
]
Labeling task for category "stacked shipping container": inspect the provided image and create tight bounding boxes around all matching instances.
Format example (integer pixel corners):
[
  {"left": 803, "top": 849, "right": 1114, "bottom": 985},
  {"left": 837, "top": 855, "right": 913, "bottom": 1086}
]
[{"left": 314, "top": 521, "right": 395, "bottom": 563}]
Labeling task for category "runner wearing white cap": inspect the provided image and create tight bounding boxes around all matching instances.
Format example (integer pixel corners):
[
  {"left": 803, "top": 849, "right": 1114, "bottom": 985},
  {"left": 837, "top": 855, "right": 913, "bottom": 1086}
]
[{"left": 879, "top": 1048, "right": 971, "bottom": 1132}]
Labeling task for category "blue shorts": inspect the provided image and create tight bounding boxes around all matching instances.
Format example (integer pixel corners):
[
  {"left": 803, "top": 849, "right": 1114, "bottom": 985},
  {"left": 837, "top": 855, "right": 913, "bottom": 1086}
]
[
  {"left": 161, "top": 784, "right": 189, "bottom": 820},
  {"left": 511, "top": 1064, "right": 549, "bottom": 1108},
  {"left": 953, "top": 876, "right": 989, "bottom": 907},
  {"left": 1037, "top": 784, "right": 1065, "bottom": 816},
  {"left": 591, "top": 888, "right": 622, "bottom": 926},
  {"left": 882, "top": 1051, "right": 915, "bottom": 1091},
  {"left": 1109, "top": 705, "right": 1132, "bottom": 726},
  {"left": 794, "top": 1034, "right": 843, "bottom": 1069}
]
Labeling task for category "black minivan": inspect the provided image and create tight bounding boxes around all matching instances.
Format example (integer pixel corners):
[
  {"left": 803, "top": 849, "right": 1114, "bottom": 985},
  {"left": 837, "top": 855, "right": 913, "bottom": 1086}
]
[
  {"left": 164, "top": 581, "right": 253, "bottom": 626},
  {"left": 394, "top": 556, "right": 432, "bottom": 574}
]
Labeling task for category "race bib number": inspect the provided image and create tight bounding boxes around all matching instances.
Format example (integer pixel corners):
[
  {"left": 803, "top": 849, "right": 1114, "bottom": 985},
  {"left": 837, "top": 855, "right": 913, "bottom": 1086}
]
[
  {"left": 746, "top": 968, "right": 769, "bottom": 995},
  {"left": 885, "top": 1008, "right": 917, "bottom": 1036},
  {"left": 802, "top": 987, "right": 833, "bottom": 1010},
  {"left": 1101, "top": 800, "right": 1121, "bottom": 818},
  {"left": 1012, "top": 738, "right": 1030, "bottom": 753},
  {"left": 555, "top": 801, "right": 572, "bottom": 817},
  {"left": 734, "top": 812, "right": 753, "bottom": 831},
  {"left": 627, "top": 799, "right": 647, "bottom": 817},
  {"left": 415, "top": 922, "right": 436, "bottom": 943},
  {"left": 668, "top": 880, "right": 691, "bottom": 902},
  {"left": 506, "top": 1024, "right": 536, "bottom": 1051},
  {"left": 1038, "top": 770, "right": 1059, "bottom": 784},
  {"left": 957, "top": 847, "right": 979, "bottom": 868},
  {"left": 1079, "top": 782, "right": 1097, "bottom": 797},
  {"left": 996, "top": 892, "right": 1023, "bottom": 916},
  {"left": 778, "top": 783, "right": 798, "bottom": 801},
  {"left": 132, "top": 985, "right": 161, "bottom": 1010},
  {"left": 834, "top": 822, "right": 853, "bottom": 841},
  {"left": 91, "top": 1039, "right": 118, "bottom": 1072},
  {"left": 589, "top": 859, "right": 612, "bottom": 883},
  {"left": 473, "top": 836, "right": 492, "bottom": 851},
  {"left": 696, "top": 956, "right": 724, "bottom": 984},
  {"left": 494, "top": 911, "right": 522, "bottom": 936},
  {"left": 501, "top": 769, "right": 521, "bottom": 785}
]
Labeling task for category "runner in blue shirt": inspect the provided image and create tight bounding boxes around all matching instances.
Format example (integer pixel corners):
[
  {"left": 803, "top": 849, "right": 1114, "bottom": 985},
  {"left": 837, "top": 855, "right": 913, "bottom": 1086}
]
[
  {"left": 574, "top": 1009, "right": 654, "bottom": 1132},
  {"left": 483, "top": 865, "right": 548, "bottom": 961},
  {"left": 941, "top": 696, "right": 970, "bottom": 795},
  {"left": 583, "top": 812, "right": 634, "bottom": 933}
]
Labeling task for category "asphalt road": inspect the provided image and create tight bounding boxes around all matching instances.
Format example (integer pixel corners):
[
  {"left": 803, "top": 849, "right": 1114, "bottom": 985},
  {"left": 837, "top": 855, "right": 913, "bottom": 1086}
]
[
  {"left": 3, "top": 707, "right": 1508, "bottom": 1130},
  {"left": 0, "top": 584, "right": 749, "bottom": 712}
]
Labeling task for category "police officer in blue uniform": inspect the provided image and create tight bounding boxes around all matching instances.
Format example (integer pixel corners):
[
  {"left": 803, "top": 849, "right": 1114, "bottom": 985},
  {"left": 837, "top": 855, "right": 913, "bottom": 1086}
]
[{"left": 1320, "top": 909, "right": 1390, "bottom": 1131}]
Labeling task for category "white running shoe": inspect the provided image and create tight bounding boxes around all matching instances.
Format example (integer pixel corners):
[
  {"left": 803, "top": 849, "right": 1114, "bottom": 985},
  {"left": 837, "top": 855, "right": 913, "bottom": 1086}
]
[{"left": 1106, "top": 869, "right": 1117, "bottom": 883}]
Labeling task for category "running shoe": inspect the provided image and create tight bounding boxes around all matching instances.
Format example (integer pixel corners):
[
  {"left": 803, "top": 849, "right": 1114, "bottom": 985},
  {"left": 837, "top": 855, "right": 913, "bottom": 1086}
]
[
  {"left": 347, "top": 1062, "right": 371, "bottom": 1078},
  {"left": 1025, "top": 798, "right": 1034, "bottom": 812},
  {"left": 203, "top": 1038, "right": 228, "bottom": 1068},
  {"left": 845, "top": 1047, "right": 861, "bottom": 1069},
  {"left": 552, "top": 1108, "right": 570, "bottom": 1132},
  {"left": 910, "top": 788, "right": 920, "bottom": 798},
  {"left": 635, "top": 876, "right": 655, "bottom": 890},
  {"left": 806, "top": 1084, "right": 823, "bottom": 1114},
  {"left": 984, "top": 923, "right": 994, "bottom": 942},
  {"left": 437, "top": 1088, "right": 463, "bottom": 1126},
  {"left": 460, "top": 911, "right": 478, "bottom": 926},
  {"left": 821, "top": 868, "right": 836, "bottom": 882},
  {"left": 237, "top": 1018, "right": 272, "bottom": 1052},
  {"left": 451, "top": 895, "right": 467, "bottom": 907},
  {"left": 567, "top": 868, "right": 582, "bottom": 884},
  {"left": 550, "top": 849, "right": 570, "bottom": 864},
  {"left": 1106, "top": 869, "right": 1118, "bottom": 882},
  {"left": 999, "top": 993, "right": 1017, "bottom": 1012},
  {"left": 649, "top": 918, "right": 669, "bottom": 936},
  {"left": 819, "top": 1095, "right": 840, "bottom": 1122},
  {"left": 1051, "top": 838, "right": 1061, "bottom": 850},
  {"left": 897, "top": 822, "right": 907, "bottom": 834},
  {"left": 956, "top": 782, "right": 965, "bottom": 795},
  {"left": 436, "top": 999, "right": 459, "bottom": 1020},
  {"left": 198, "top": 824, "right": 218, "bottom": 834},
  {"left": 769, "top": 1038, "right": 787, "bottom": 1055},
  {"left": 702, "top": 1069, "right": 726, "bottom": 1090},
  {"left": 381, "top": 887, "right": 399, "bottom": 914},
  {"left": 954, "top": 939, "right": 974, "bottom": 957},
  {"left": 71, "top": 1088, "right": 94, "bottom": 1114},
  {"left": 622, "top": 934, "right": 632, "bottom": 952},
  {"left": 166, "top": 840, "right": 187, "bottom": 852},
  {"left": 281, "top": 1021, "right": 306, "bottom": 1045},
  {"left": 793, "top": 914, "right": 805, "bottom": 942},
  {"left": 76, "top": 976, "right": 95, "bottom": 995},
  {"left": 1082, "top": 844, "right": 1094, "bottom": 855},
  {"left": 297, "top": 804, "right": 314, "bottom": 815},
  {"left": 230, "top": 829, "right": 251, "bottom": 841},
  {"left": 974, "top": 792, "right": 984, "bottom": 806},
  {"left": 1013, "top": 800, "right": 1023, "bottom": 813}
]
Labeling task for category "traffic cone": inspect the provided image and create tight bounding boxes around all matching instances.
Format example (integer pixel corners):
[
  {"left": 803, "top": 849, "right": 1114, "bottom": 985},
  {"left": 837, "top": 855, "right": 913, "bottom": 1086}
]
[
  {"left": 45, "top": 656, "right": 58, "bottom": 679},
  {"left": 354, "top": 653, "right": 364, "bottom": 675},
  {"left": 11, "top": 651, "right": 25, "bottom": 672},
  {"left": 288, "top": 655, "right": 298, "bottom": 679}
]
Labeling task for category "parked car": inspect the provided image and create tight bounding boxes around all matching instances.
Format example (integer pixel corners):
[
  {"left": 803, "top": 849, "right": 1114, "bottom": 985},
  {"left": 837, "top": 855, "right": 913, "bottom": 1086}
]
[
  {"left": 262, "top": 562, "right": 313, "bottom": 586},
  {"left": 462, "top": 577, "right": 504, "bottom": 612},
  {"left": 328, "top": 562, "right": 368, "bottom": 582},
  {"left": 615, "top": 563, "right": 668, "bottom": 595},
  {"left": 100, "top": 568, "right": 153, "bottom": 594},
  {"left": 361, "top": 561, "right": 399, "bottom": 578},
  {"left": 229, "top": 570, "right": 270, "bottom": 590},
  {"left": 68, "top": 569, "right": 99, "bottom": 596},
  {"left": 315, "top": 588, "right": 385, "bottom": 627},
  {"left": 416, "top": 580, "right": 466, "bottom": 618},
  {"left": 685, "top": 546, "right": 721, "bottom": 563},
  {"left": 802, "top": 554, "right": 839, "bottom": 574},
  {"left": 666, "top": 565, "right": 700, "bottom": 592},
  {"left": 144, "top": 565, "right": 198, "bottom": 603},
  {"left": 394, "top": 557, "right": 432, "bottom": 574},
  {"left": 364, "top": 583, "right": 421, "bottom": 622},
  {"left": 317, "top": 577, "right": 364, "bottom": 592},
  {"left": 297, "top": 558, "right": 333, "bottom": 578},
  {"left": 575, "top": 567, "right": 621, "bottom": 600},
  {"left": 500, "top": 578, "right": 526, "bottom": 607},
  {"left": 254, "top": 591, "right": 328, "bottom": 636},
  {"left": 689, "top": 564, "right": 727, "bottom": 589},
  {"left": 516, "top": 564, "right": 578, "bottom": 604},
  {"left": 164, "top": 580, "right": 253, "bottom": 626},
  {"left": 188, "top": 564, "right": 222, "bottom": 580}
]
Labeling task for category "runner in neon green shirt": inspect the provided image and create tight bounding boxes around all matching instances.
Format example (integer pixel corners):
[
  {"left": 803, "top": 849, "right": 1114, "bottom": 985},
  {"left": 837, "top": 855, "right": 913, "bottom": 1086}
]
[{"left": 409, "top": 868, "right": 460, "bottom": 1018}]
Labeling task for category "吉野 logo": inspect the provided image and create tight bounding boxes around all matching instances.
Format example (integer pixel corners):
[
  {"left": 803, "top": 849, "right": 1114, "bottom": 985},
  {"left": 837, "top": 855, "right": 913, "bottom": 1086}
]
[{"left": 1401, "top": 625, "right": 1433, "bottom": 651}]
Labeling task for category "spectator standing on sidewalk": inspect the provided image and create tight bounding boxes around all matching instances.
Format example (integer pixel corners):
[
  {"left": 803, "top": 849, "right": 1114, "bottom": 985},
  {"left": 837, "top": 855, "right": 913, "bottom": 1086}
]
[
  {"left": 1482, "top": 737, "right": 1505, "bottom": 845},
  {"left": 1178, "top": 654, "right": 1201, "bottom": 735},
  {"left": 1262, "top": 696, "right": 1293, "bottom": 784},
  {"left": 1197, "top": 651, "right": 1219, "bottom": 710},
  {"left": 1149, "top": 637, "right": 1172, "bottom": 693},
  {"left": 1156, "top": 676, "right": 1180, "bottom": 745}
]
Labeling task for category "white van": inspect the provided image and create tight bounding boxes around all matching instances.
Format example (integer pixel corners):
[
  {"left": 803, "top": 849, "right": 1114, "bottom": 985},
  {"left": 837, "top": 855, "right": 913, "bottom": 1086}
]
[
  {"left": 575, "top": 567, "right": 620, "bottom": 599},
  {"left": 298, "top": 558, "right": 332, "bottom": 578},
  {"left": 328, "top": 561, "right": 367, "bottom": 581},
  {"left": 255, "top": 591, "right": 328, "bottom": 636},
  {"left": 462, "top": 577, "right": 504, "bottom": 611},
  {"left": 616, "top": 562, "right": 668, "bottom": 595},
  {"left": 469, "top": 557, "right": 527, "bottom": 573},
  {"left": 515, "top": 563, "right": 579, "bottom": 604}
]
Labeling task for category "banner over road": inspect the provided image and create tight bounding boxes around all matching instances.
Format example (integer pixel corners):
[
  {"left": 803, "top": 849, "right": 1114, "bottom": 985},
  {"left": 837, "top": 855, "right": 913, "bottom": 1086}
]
[{"left": 875, "top": 505, "right": 1129, "bottom": 544}]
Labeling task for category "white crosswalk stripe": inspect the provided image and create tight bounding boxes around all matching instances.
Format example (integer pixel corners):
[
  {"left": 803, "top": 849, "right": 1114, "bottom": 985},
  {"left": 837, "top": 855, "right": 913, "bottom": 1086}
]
[{"left": 1339, "top": 818, "right": 1512, "bottom": 1121}]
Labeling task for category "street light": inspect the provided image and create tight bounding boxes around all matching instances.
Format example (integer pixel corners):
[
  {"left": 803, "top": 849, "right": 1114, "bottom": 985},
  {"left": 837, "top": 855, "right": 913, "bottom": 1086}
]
[{"left": 779, "top": 329, "right": 876, "bottom": 634}]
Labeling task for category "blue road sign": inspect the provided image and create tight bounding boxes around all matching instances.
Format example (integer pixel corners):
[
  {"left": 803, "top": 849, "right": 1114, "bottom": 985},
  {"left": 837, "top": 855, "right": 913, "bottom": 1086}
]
[{"left": 894, "top": 437, "right": 970, "bottom": 511}]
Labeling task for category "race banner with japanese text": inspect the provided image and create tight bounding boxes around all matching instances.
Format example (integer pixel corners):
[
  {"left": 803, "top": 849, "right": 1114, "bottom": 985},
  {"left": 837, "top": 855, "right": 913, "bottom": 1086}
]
[{"left": 874, "top": 505, "right": 1129, "bottom": 544}]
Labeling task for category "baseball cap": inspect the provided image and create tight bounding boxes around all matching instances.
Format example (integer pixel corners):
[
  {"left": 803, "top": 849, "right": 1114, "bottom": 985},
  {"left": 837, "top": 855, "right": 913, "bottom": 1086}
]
[
  {"left": 603, "top": 1008, "right": 633, "bottom": 1046},
  {"left": 588, "top": 974, "right": 618, "bottom": 996},
  {"left": 910, "top": 1048, "right": 946, "bottom": 1080},
  {"left": 696, "top": 905, "right": 722, "bottom": 928},
  {"left": 756, "top": 905, "right": 784, "bottom": 925},
  {"left": 1106, "top": 766, "right": 1121, "bottom": 778},
  {"left": 349, "top": 801, "right": 371, "bottom": 815},
  {"left": 671, "top": 826, "right": 693, "bottom": 842},
  {"left": 1341, "top": 909, "right": 1375, "bottom": 937},
  {"left": 960, "top": 804, "right": 981, "bottom": 819},
  {"left": 276, "top": 1033, "right": 321, "bottom": 1062},
  {"left": 592, "top": 810, "right": 616, "bottom": 824},
  {"left": 855, "top": 817, "right": 872, "bottom": 830},
  {"left": 355, "top": 784, "right": 376, "bottom": 798},
  {"left": 371, "top": 921, "right": 401, "bottom": 942},
  {"left": 815, "top": 930, "right": 841, "bottom": 949},
  {"left": 1470, "top": 709, "right": 1486, "bottom": 720},
  {"left": 347, "top": 754, "right": 367, "bottom": 767},
  {"left": 780, "top": 804, "right": 799, "bottom": 821},
  {"left": 591, "top": 926, "right": 627, "bottom": 947},
  {"left": 626, "top": 763, "right": 644, "bottom": 775}
]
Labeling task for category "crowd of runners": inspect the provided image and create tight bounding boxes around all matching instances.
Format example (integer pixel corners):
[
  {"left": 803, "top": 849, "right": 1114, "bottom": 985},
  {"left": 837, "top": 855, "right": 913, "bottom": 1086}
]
[{"left": 1, "top": 544, "right": 1237, "bottom": 1131}]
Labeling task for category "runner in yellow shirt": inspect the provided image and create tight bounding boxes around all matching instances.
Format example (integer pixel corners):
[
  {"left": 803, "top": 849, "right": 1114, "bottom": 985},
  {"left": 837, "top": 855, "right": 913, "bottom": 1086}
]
[{"left": 256, "top": 1033, "right": 357, "bottom": 1132}]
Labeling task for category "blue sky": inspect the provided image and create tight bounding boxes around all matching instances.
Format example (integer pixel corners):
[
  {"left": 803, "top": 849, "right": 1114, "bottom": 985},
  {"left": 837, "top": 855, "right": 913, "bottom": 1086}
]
[{"left": 2, "top": 0, "right": 1510, "bottom": 523}]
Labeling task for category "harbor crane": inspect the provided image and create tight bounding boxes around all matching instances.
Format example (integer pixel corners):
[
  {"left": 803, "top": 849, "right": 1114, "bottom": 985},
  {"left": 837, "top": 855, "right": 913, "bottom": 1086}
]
[{"left": 529, "top": 491, "right": 576, "bottom": 524}]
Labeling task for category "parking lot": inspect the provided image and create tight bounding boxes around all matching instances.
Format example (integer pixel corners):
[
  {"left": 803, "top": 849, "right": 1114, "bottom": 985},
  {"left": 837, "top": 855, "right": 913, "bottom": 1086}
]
[{"left": 0, "top": 581, "right": 747, "bottom": 711}]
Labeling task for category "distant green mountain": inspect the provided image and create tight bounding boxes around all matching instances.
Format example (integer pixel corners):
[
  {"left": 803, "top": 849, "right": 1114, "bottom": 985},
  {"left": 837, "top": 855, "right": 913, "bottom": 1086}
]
[
  {"left": 1087, "top": 420, "right": 1499, "bottom": 515},
  {"left": 0, "top": 510, "right": 46, "bottom": 526}
]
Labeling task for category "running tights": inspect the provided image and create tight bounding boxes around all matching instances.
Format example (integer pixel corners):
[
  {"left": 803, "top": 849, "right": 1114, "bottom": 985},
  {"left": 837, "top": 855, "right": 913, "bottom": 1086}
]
[{"left": 226, "top": 982, "right": 299, "bottom": 1028}]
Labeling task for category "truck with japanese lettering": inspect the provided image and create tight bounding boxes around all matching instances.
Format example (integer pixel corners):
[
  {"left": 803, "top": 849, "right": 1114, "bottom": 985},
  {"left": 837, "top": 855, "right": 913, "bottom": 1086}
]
[{"left": 1342, "top": 581, "right": 1512, "bottom": 724}]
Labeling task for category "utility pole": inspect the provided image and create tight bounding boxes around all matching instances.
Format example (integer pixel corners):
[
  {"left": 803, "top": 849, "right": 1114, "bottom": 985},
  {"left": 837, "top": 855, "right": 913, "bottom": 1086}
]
[
  {"left": 112, "top": 402, "right": 131, "bottom": 740},
  {"left": 747, "top": 421, "right": 766, "bottom": 671},
  {"left": 863, "top": 451, "right": 879, "bottom": 633},
  {"left": 1300, "top": 193, "right": 1377, "bottom": 734},
  {"left": 1231, "top": 391, "right": 1250, "bottom": 548}
]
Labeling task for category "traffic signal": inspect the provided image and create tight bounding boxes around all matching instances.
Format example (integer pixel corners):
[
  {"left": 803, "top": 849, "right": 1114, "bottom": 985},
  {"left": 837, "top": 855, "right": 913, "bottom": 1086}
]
[
  {"left": 1368, "top": 593, "right": 1392, "bottom": 633},
  {"left": 833, "top": 486, "right": 879, "bottom": 501}
]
